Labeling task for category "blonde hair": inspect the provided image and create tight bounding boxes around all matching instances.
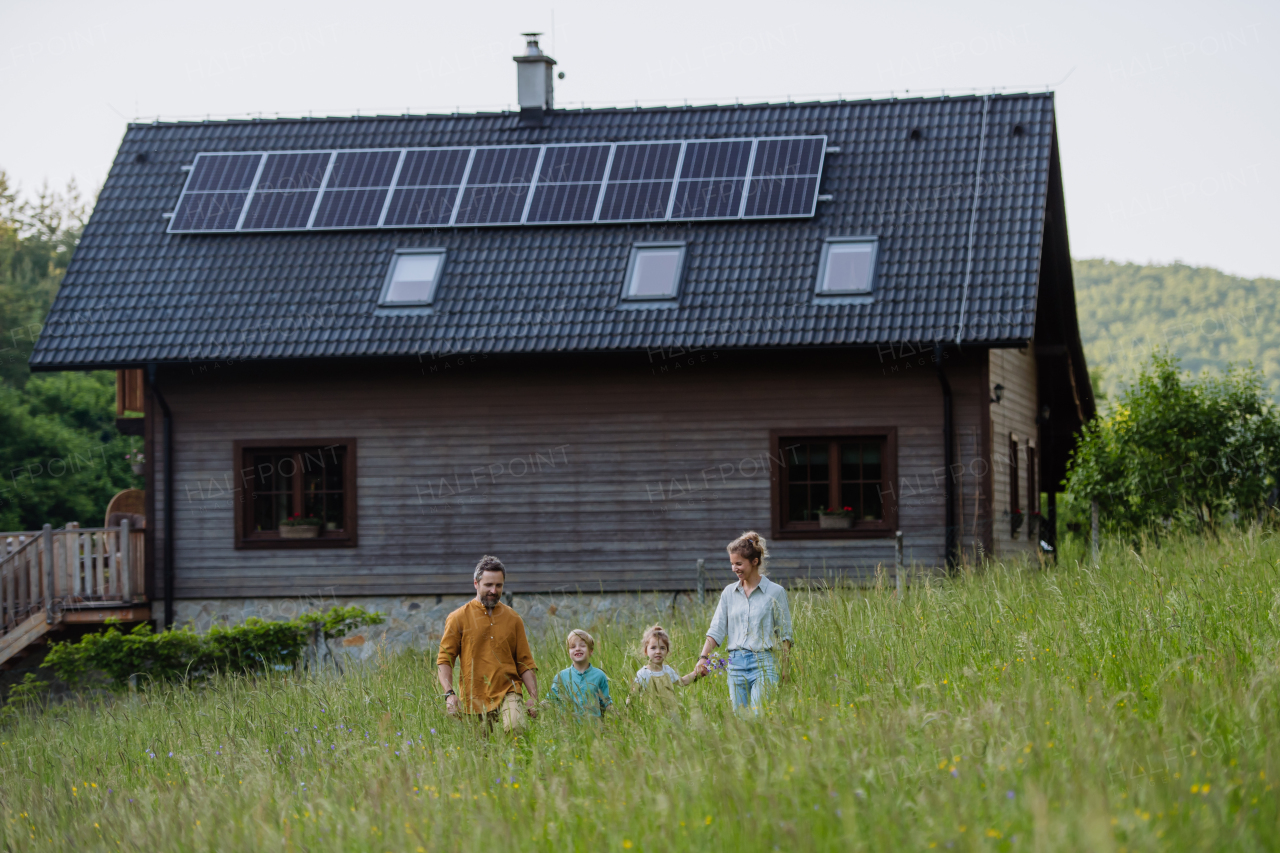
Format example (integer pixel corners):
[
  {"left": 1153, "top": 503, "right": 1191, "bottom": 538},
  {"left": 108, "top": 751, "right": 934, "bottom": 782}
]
[
  {"left": 727, "top": 531, "right": 768, "bottom": 573},
  {"left": 640, "top": 624, "right": 671, "bottom": 657},
  {"left": 566, "top": 628, "right": 595, "bottom": 652}
]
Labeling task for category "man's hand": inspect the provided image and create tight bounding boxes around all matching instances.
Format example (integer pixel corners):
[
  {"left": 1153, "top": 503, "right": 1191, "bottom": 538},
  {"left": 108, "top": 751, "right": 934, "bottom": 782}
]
[
  {"left": 445, "top": 694, "right": 460, "bottom": 716},
  {"left": 526, "top": 698, "right": 538, "bottom": 719},
  {"left": 694, "top": 656, "right": 710, "bottom": 678}
]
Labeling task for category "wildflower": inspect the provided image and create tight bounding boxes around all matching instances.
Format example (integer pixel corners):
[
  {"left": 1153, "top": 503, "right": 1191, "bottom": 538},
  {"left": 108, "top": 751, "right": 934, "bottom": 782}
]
[
  {"left": 1006, "top": 790, "right": 1015, "bottom": 799},
  {"left": 623, "top": 842, "right": 633, "bottom": 850}
]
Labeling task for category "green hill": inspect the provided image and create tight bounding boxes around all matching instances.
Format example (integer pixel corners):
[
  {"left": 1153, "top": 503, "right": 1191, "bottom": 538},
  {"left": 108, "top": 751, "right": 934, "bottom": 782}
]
[{"left": 1071, "top": 259, "right": 1280, "bottom": 402}]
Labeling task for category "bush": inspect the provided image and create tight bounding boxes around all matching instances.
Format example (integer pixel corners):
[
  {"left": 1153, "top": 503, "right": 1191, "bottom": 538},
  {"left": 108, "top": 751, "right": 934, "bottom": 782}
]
[
  {"left": 1066, "top": 351, "right": 1280, "bottom": 533},
  {"left": 42, "top": 606, "right": 384, "bottom": 690}
]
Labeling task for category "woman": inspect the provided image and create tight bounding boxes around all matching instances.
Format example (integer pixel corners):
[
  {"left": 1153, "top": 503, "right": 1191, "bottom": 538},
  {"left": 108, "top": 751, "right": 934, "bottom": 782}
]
[{"left": 694, "top": 531, "right": 793, "bottom": 712}]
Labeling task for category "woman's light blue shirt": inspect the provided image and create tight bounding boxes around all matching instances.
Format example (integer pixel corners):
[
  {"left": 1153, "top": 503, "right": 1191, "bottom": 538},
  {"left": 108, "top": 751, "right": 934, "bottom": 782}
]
[{"left": 706, "top": 576, "right": 793, "bottom": 652}]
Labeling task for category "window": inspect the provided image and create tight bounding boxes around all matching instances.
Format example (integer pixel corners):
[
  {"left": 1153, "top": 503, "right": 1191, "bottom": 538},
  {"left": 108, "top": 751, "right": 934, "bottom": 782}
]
[
  {"left": 1009, "top": 433, "right": 1022, "bottom": 539},
  {"left": 234, "top": 440, "right": 357, "bottom": 549},
  {"left": 1026, "top": 441, "right": 1039, "bottom": 515},
  {"left": 380, "top": 249, "right": 446, "bottom": 306},
  {"left": 772, "top": 430, "right": 897, "bottom": 538},
  {"left": 1009, "top": 434, "right": 1020, "bottom": 515},
  {"left": 622, "top": 242, "right": 685, "bottom": 301},
  {"left": 816, "top": 237, "right": 878, "bottom": 295}
]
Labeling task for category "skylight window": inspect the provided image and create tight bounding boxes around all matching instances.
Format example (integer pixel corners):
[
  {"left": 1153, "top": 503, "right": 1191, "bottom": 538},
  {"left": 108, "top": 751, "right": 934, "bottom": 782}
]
[
  {"left": 381, "top": 249, "right": 446, "bottom": 306},
  {"left": 623, "top": 243, "right": 686, "bottom": 301},
  {"left": 816, "top": 237, "right": 878, "bottom": 295}
]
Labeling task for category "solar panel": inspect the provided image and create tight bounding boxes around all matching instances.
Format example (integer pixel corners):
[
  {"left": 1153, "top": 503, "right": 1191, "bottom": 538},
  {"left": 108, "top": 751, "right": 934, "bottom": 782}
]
[
  {"left": 187, "top": 153, "right": 260, "bottom": 192},
  {"left": 314, "top": 189, "right": 389, "bottom": 229},
  {"left": 526, "top": 144, "right": 610, "bottom": 223},
  {"left": 238, "top": 152, "right": 331, "bottom": 231},
  {"left": 169, "top": 153, "right": 262, "bottom": 231},
  {"left": 744, "top": 137, "right": 826, "bottom": 218},
  {"left": 167, "top": 136, "right": 826, "bottom": 233},
  {"left": 398, "top": 148, "right": 470, "bottom": 187},
  {"left": 384, "top": 187, "right": 459, "bottom": 227},
  {"left": 671, "top": 140, "right": 752, "bottom": 219},
  {"left": 384, "top": 148, "right": 470, "bottom": 227},
  {"left": 455, "top": 147, "right": 539, "bottom": 225},
  {"left": 171, "top": 191, "right": 250, "bottom": 231},
  {"left": 243, "top": 190, "right": 320, "bottom": 230},
  {"left": 313, "top": 150, "right": 400, "bottom": 229},
  {"left": 598, "top": 142, "right": 681, "bottom": 222},
  {"left": 679, "top": 140, "right": 752, "bottom": 179},
  {"left": 327, "top": 150, "right": 399, "bottom": 188},
  {"left": 256, "top": 152, "right": 330, "bottom": 191}
]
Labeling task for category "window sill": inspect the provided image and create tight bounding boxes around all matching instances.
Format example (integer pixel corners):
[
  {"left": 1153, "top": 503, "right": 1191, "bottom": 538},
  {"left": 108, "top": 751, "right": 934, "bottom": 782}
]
[
  {"left": 772, "top": 527, "right": 895, "bottom": 541},
  {"left": 235, "top": 536, "right": 357, "bottom": 550}
]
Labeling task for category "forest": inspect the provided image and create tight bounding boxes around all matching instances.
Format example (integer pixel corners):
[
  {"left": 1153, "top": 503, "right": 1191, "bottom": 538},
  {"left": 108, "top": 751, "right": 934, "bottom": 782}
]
[{"left": 0, "top": 174, "right": 141, "bottom": 530}]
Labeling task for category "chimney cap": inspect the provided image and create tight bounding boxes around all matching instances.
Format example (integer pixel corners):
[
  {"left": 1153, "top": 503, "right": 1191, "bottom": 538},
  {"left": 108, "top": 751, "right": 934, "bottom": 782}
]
[{"left": 520, "top": 32, "right": 546, "bottom": 57}]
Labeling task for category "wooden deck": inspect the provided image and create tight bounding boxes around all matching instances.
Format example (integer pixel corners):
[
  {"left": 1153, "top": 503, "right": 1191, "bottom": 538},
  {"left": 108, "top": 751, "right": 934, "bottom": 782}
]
[{"left": 0, "top": 523, "right": 147, "bottom": 666}]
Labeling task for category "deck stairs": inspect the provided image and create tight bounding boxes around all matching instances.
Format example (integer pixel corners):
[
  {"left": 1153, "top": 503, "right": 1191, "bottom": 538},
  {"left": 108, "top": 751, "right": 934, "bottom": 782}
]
[{"left": 0, "top": 522, "right": 148, "bottom": 667}]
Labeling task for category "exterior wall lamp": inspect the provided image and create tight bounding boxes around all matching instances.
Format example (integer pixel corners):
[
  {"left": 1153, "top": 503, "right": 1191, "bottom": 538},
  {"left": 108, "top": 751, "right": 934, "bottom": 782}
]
[{"left": 991, "top": 383, "right": 1004, "bottom": 403}]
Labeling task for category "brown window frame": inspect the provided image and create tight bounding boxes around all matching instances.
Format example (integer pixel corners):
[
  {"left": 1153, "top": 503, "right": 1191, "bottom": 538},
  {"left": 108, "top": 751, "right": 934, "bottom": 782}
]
[
  {"left": 770, "top": 428, "right": 897, "bottom": 540},
  {"left": 233, "top": 438, "right": 358, "bottom": 550}
]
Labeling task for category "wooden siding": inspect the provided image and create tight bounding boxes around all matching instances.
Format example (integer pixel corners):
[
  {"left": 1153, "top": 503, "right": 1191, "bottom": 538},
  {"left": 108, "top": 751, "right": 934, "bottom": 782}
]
[
  {"left": 989, "top": 346, "right": 1041, "bottom": 557},
  {"left": 151, "top": 350, "right": 989, "bottom": 598}
]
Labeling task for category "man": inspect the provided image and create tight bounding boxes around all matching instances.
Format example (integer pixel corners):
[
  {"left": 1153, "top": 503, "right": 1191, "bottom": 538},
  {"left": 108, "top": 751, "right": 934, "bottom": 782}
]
[{"left": 436, "top": 555, "right": 538, "bottom": 733}]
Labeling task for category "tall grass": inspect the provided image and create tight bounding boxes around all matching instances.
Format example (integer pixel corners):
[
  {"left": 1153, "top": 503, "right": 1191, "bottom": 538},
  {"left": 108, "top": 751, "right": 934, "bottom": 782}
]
[{"left": 2, "top": 530, "right": 1279, "bottom": 851}]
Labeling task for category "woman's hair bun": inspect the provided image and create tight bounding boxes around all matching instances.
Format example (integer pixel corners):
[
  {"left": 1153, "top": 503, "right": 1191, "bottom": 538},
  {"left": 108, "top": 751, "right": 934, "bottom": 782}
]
[{"left": 726, "top": 530, "right": 768, "bottom": 570}]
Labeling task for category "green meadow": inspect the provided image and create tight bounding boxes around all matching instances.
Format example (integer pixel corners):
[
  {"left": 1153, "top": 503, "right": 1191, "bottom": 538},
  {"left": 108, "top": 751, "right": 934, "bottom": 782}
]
[{"left": 2, "top": 531, "right": 1278, "bottom": 852}]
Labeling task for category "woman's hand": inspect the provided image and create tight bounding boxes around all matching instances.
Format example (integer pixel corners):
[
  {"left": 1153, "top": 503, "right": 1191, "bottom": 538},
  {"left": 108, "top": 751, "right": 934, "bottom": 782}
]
[{"left": 694, "top": 656, "right": 710, "bottom": 678}]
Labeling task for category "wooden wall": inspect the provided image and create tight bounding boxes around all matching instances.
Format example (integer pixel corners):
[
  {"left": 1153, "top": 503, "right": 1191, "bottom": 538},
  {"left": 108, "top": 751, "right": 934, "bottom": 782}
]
[
  {"left": 989, "top": 346, "right": 1041, "bottom": 557},
  {"left": 151, "top": 348, "right": 989, "bottom": 598}
]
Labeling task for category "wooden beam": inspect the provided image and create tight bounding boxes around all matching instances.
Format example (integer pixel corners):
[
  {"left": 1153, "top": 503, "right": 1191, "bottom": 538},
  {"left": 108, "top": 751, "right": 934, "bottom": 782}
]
[
  {"left": 0, "top": 610, "right": 51, "bottom": 666},
  {"left": 61, "top": 605, "right": 151, "bottom": 624}
]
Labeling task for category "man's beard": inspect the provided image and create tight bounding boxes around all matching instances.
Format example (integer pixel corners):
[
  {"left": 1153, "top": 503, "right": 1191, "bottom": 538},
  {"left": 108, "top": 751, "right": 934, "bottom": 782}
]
[{"left": 481, "top": 592, "right": 501, "bottom": 606}]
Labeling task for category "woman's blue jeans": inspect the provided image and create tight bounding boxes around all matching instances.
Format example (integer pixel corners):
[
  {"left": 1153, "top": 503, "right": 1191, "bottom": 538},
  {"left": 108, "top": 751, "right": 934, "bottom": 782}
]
[{"left": 727, "top": 649, "right": 777, "bottom": 713}]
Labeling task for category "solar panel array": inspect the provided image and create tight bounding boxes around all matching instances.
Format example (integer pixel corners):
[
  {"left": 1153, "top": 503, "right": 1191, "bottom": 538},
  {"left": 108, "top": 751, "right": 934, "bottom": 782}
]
[{"left": 168, "top": 136, "right": 826, "bottom": 233}]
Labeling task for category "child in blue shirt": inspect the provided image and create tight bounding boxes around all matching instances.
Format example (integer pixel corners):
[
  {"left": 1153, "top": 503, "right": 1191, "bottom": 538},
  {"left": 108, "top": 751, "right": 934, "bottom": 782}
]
[{"left": 547, "top": 629, "right": 612, "bottom": 717}]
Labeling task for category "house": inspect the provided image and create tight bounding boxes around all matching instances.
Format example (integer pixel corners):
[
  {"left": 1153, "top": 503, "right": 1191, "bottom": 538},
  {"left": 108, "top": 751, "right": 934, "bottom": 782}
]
[{"left": 28, "top": 36, "right": 1094, "bottom": 643}]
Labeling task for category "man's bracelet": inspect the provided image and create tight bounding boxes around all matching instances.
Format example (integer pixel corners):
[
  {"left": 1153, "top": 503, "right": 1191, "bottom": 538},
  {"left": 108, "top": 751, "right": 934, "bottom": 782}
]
[
  {"left": 443, "top": 689, "right": 456, "bottom": 699},
  {"left": 698, "top": 655, "right": 709, "bottom": 661}
]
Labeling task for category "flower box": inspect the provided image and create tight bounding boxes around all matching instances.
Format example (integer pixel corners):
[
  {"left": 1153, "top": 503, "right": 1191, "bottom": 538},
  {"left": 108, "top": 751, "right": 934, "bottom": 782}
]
[
  {"left": 279, "top": 524, "right": 320, "bottom": 539},
  {"left": 818, "top": 514, "right": 852, "bottom": 530}
]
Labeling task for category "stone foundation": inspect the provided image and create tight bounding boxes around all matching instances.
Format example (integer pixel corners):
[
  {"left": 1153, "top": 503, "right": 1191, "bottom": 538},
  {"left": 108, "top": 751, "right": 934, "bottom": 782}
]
[{"left": 173, "top": 592, "right": 702, "bottom": 663}]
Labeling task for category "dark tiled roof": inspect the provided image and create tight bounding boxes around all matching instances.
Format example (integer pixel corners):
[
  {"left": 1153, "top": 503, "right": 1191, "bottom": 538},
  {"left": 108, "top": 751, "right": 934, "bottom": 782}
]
[{"left": 31, "top": 94, "right": 1055, "bottom": 368}]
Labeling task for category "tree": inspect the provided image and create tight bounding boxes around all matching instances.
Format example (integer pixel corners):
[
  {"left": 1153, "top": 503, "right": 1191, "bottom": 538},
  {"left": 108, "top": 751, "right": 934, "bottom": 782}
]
[
  {"left": 0, "top": 173, "right": 134, "bottom": 530},
  {"left": 0, "top": 171, "right": 88, "bottom": 388},
  {"left": 0, "top": 371, "right": 142, "bottom": 530},
  {"left": 1065, "top": 351, "right": 1280, "bottom": 533}
]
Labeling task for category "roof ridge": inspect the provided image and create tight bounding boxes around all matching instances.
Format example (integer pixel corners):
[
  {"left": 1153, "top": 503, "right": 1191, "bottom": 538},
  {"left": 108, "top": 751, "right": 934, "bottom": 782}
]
[{"left": 127, "top": 91, "right": 1054, "bottom": 129}]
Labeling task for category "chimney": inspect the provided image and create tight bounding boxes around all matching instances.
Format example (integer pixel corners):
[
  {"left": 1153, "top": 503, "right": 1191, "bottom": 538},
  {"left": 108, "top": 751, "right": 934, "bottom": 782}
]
[{"left": 513, "top": 32, "right": 556, "bottom": 125}]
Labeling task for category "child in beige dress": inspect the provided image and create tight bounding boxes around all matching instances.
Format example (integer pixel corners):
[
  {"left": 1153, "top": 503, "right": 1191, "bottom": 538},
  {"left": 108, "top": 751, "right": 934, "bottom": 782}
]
[{"left": 629, "top": 624, "right": 701, "bottom": 714}]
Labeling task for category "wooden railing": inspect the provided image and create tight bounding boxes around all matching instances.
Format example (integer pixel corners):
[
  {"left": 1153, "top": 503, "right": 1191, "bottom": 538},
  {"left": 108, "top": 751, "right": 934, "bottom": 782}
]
[{"left": 0, "top": 522, "right": 146, "bottom": 639}]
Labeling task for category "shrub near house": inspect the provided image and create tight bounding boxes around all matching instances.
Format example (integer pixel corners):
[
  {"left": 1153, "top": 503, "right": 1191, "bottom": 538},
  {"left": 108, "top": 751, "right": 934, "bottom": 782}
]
[{"left": 1066, "top": 352, "right": 1280, "bottom": 532}]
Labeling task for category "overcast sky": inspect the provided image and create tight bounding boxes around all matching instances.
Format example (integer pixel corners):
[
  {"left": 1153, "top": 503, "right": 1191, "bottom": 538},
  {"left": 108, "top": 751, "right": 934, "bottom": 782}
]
[{"left": 3, "top": 0, "right": 1276, "bottom": 278}]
